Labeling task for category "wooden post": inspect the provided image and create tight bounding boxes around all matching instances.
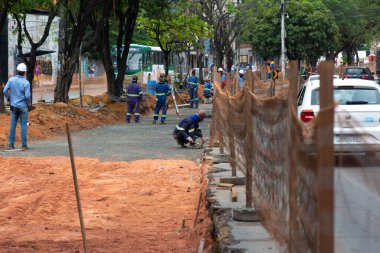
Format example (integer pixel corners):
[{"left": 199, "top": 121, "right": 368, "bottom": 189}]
[
  {"left": 317, "top": 61, "right": 334, "bottom": 253},
  {"left": 288, "top": 61, "right": 299, "bottom": 253},
  {"left": 227, "top": 93, "right": 237, "bottom": 177},
  {"left": 66, "top": 123, "right": 88, "bottom": 253},
  {"left": 244, "top": 87, "right": 253, "bottom": 208}
]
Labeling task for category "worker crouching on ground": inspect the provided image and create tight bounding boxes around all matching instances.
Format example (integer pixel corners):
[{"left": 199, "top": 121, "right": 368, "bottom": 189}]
[
  {"left": 153, "top": 73, "right": 172, "bottom": 124},
  {"left": 126, "top": 75, "right": 143, "bottom": 123},
  {"left": 173, "top": 110, "right": 206, "bottom": 148},
  {"left": 203, "top": 77, "right": 213, "bottom": 104}
]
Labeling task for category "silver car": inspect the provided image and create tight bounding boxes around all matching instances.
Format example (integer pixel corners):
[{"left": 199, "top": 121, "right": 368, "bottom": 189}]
[{"left": 297, "top": 78, "right": 380, "bottom": 153}]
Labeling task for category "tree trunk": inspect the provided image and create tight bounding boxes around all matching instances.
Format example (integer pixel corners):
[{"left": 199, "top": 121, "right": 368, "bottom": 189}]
[
  {"left": 215, "top": 49, "right": 224, "bottom": 69},
  {"left": 164, "top": 52, "right": 170, "bottom": 77},
  {"left": 55, "top": 57, "right": 77, "bottom": 102},
  {"left": 226, "top": 45, "right": 234, "bottom": 72},
  {"left": 0, "top": 82, "right": 5, "bottom": 114}
]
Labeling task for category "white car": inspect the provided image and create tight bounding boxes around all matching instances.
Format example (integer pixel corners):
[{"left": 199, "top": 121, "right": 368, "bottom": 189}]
[{"left": 297, "top": 78, "right": 380, "bottom": 153}]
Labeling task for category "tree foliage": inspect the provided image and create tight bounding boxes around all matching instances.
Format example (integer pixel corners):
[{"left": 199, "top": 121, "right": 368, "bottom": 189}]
[
  {"left": 138, "top": 0, "right": 211, "bottom": 76},
  {"left": 242, "top": 0, "right": 338, "bottom": 65},
  {"left": 323, "top": 0, "right": 380, "bottom": 64},
  {"left": 194, "top": 0, "right": 241, "bottom": 71}
]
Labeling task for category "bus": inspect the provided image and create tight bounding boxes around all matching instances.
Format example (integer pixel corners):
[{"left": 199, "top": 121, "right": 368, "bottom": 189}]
[{"left": 111, "top": 44, "right": 178, "bottom": 92}]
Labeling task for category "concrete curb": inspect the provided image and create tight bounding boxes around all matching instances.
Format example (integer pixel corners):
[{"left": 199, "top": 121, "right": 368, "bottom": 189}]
[{"left": 205, "top": 148, "right": 280, "bottom": 253}]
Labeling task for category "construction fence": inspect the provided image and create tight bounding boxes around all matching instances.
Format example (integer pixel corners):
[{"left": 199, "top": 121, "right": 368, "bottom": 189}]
[{"left": 210, "top": 61, "right": 343, "bottom": 253}]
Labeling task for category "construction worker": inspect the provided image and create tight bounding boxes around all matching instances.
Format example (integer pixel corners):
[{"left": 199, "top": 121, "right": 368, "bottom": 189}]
[
  {"left": 238, "top": 69, "right": 245, "bottom": 89},
  {"left": 153, "top": 73, "right": 172, "bottom": 124},
  {"left": 173, "top": 110, "right": 206, "bottom": 148},
  {"left": 266, "top": 61, "right": 271, "bottom": 80},
  {"left": 126, "top": 75, "right": 143, "bottom": 123},
  {"left": 4, "top": 63, "right": 31, "bottom": 150},
  {"left": 203, "top": 77, "right": 213, "bottom": 103},
  {"left": 187, "top": 69, "right": 199, "bottom": 108}
]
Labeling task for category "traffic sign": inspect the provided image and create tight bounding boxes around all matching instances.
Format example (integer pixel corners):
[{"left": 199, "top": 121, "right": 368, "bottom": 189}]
[{"left": 273, "top": 70, "right": 279, "bottom": 79}]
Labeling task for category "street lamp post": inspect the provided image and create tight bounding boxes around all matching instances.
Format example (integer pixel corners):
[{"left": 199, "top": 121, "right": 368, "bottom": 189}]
[{"left": 280, "top": 0, "right": 286, "bottom": 79}]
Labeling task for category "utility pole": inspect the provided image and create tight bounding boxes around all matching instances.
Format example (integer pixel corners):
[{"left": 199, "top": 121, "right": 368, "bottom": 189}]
[{"left": 280, "top": 0, "right": 286, "bottom": 79}]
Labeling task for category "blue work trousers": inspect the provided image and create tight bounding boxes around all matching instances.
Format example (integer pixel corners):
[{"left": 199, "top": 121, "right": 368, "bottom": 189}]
[
  {"left": 9, "top": 106, "right": 28, "bottom": 146},
  {"left": 154, "top": 98, "right": 168, "bottom": 122},
  {"left": 189, "top": 89, "right": 198, "bottom": 108},
  {"left": 126, "top": 99, "right": 140, "bottom": 123}
]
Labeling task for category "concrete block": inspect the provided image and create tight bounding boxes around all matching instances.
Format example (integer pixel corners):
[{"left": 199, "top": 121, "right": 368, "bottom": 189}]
[
  {"left": 233, "top": 208, "right": 261, "bottom": 222},
  {"left": 213, "top": 154, "right": 230, "bottom": 163},
  {"left": 226, "top": 240, "right": 280, "bottom": 253},
  {"left": 220, "top": 176, "right": 246, "bottom": 185}
]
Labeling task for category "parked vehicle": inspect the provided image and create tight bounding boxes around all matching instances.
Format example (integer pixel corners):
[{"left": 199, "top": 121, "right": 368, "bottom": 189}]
[
  {"left": 297, "top": 78, "right": 380, "bottom": 153},
  {"left": 343, "top": 66, "right": 375, "bottom": 80}
]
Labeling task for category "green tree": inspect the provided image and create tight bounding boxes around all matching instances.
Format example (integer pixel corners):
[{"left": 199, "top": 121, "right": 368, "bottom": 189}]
[
  {"left": 323, "top": 0, "right": 380, "bottom": 65},
  {"left": 138, "top": 0, "right": 210, "bottom": 76},
  {"left": 54, "top": 0, "right": 102, "bottom": 102},
  {"left": 194, "top": 0, "right": 241, "bottom": 71},
  {"left": 12, "top": 0, "right": 61, "bottom": 103},
  {"left": 242, "top": 0, "right": 338, "bottom": 65},
  {"left": 90, "top": 0, "right": 140, "bottom": 97},
  {"left": 0, "top": 0, "right": 20, "bottom": 113}
]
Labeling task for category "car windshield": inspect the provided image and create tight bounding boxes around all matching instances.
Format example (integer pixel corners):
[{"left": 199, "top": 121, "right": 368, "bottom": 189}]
[
  {"left": 311, "top": 87, "right": 380, "bottom": 105},
  {"left": 345, "top": 68, "right": 365, "bottom": 75}
]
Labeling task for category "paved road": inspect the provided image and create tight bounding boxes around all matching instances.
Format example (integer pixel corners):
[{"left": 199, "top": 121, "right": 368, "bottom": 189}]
[
  {"left": 335, "top": 164, "right": 380, "bottom": 253},
  {"left": 0, "top": 104, "right": 213, "bottom": 162}
]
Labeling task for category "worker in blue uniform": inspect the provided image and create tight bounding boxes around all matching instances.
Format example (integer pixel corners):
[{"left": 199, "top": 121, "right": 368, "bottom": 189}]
[
  {"left": 187, "top": 69, "right": 199, "bottom": 108},
  {"left": 153, "top": 73, "right": 172, "bottom": 124},
  {"left": 173, "top": 110, "right": 206, "bottom": 148},
  {"left": 203, "top": 77, "right": 213, "bottom": 103},
  {"left": 126, "top": 75, "right": 143, "bottom": 123}
]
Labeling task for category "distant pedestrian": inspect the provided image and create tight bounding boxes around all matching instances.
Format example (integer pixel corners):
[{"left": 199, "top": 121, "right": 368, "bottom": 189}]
[
  {"left": 153, "top": 73, "right": 172, "bottom": 124},
  {"left": 126, "top": 75, "right": 143, "bottom": 123},
  {"left": 173, "top": 110, "right": 206, "bottom": 148},
  {"left": 203, "top": 77, "right": 213, "bottom": 103},
  {"left": 4, "top": 63, "right": 31, "bottom": 150},
  {"left": 187, "top": 69, "right": 199, "bottom": 109}
]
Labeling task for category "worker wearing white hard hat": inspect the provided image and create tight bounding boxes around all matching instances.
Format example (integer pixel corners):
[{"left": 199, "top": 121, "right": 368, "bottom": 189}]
[
  {"left": 3, "top": 63, "right": 31, "bottom": 150},
  {"left": 238, "top": 69, "right": 245, "bottom": 89}
]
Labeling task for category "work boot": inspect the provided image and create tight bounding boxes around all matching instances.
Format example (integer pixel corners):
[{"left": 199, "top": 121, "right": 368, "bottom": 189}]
[
  {"left": 21, "top": 145, "right": 29, "bottom": 151},
  {"left": 6, "top": 144, "right": 15, "bottom": 150},
  {"left": 152, "top": 120, "right": 157, "bottom": 124}
]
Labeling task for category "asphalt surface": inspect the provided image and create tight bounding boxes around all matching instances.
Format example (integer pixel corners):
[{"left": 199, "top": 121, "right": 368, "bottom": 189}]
[{"left": 0, "top": 104, "right": 213, "bottom": 162}]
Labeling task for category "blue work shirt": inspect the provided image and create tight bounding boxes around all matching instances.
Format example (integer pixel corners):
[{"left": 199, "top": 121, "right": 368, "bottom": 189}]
[
  {"left": 187, "top": 75, "right": 199, "bottom": 90},
  {"left": 174, "top": 113, "right": 203, "bottom": 140},
  {"left": 155, "top": 82, "right": 172, "bottom": 101},
  {"left": 203, "top": 82, "right": 213, "bottom": 96},
  {"left": 126, "top": 81, "right": 143, "bottom": 101},
  {"left": 4, "top": 75, "right": 31, "bottom": 108}
]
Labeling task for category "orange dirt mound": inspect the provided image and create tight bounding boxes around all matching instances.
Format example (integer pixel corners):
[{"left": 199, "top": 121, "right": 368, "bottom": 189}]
[{"left": 0, "top": 157, "right": 212, "bottom": 252}]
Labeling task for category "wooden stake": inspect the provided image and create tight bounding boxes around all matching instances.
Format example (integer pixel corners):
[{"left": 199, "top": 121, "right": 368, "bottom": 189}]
[
  {"left": 194, "top": 191, "right": 203, "bottom": 227},
  {"left": 66, "top": 123, "right": 88, "bottom": 253}
]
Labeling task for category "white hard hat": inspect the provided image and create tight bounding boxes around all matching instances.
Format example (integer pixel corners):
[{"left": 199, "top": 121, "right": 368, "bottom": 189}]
[
  {"left": 239, "top": 70, "right": 245, "bottom": 75},
  {"left": 218, "top": 67, "right": 223, "bottom": 72},
  {"left": 16, "top": 63, "right": 27, "bottom": 72}
]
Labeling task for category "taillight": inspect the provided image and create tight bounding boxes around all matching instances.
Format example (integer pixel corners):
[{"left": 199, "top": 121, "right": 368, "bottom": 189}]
[
  {"left": 342, "top": 75, "right": 348, "bottom": 79},
  {"left": 300, "top": 109, "right": 315, "bottom": 122},
  {"left": 361, "top": 75, "right": 369, "bottom": 79}
]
